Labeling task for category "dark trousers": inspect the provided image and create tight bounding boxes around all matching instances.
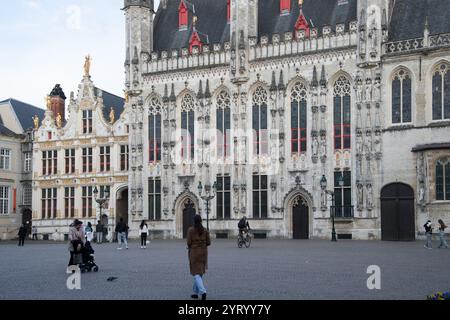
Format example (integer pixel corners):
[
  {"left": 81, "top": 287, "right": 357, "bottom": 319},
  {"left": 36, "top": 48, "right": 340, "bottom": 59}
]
[
  {"left": 69, "top": 251, "right": 74, "bottom": 266},
  {"left": 18, "top": 237, "right": 25, "bottom": 246},
  {"left": 32, "top": 234, "right": 37, "bottom": 240},
  {"left": 141, "top": 234, "right": 147, "bottom": 246}
]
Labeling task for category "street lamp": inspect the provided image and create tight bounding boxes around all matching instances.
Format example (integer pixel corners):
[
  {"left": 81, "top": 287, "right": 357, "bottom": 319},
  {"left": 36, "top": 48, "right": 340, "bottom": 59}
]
[
  {"left": 93, "top": 186, "right": 110, "bottom": 225},
  {"left": 320, "top": 174, "right": 344, "bottom": 242},
  {"left": 198, "top": 181, "right": 217, "bottom": 231}
]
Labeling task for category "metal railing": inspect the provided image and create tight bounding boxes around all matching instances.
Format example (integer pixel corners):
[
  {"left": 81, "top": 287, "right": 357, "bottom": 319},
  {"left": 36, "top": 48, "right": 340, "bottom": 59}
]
[{"left": 331, "top": 206, "right": 354, "bottom": 218}]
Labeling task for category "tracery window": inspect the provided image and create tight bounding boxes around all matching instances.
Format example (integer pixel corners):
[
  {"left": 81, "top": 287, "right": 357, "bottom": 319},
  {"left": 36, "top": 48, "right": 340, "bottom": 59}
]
[
  {"left": 333, "top": 76, "right": 351, "bottom": 150},
  {"left": 291, "top": 82, "right": 308, "bottom": 154},
  {"left": 252, "top": 86, "right": 268, "bottom": 156},
  {"left": 436, "top": 158, "right": 450, "bottom": 201},
  {"left": 216, "top": 90, "right": 231, "bottom": 158},
  {"left": 181, "top": 94, "right": 196, "bottom": 161},
  {"left": 432, "top": 63, "right": 450, "bottom": 120},
  {"left": 392, "top": 69, "right": 412, "bottom": 124},
  {"left": 149, "top": 96, "right": 162, "bottom": 163}
]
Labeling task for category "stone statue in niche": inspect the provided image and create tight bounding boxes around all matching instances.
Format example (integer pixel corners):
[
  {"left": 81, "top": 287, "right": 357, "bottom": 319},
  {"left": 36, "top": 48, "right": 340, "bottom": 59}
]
[
  {"left": 368, "top": 15, "right": 378, "bottom": 56},
  {"left": 231, "top": 50, "right": 236, "bottom": 75},
  {"left": 312, "top": 137, "right": 319, "bottom": 157},
  {"left": 366, "top": 182, "right": 374, "bottom": 210},
  {"left": 239, "top": 50, "right": 246, "bottom": 73},
  {"left": 357, "top": 182, "right": 364, "bottom": 211}
]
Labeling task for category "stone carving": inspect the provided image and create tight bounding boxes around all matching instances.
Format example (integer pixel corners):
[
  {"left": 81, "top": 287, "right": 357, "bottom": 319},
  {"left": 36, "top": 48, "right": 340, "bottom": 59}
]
[
  {"left": 366, "top": 182, "right": 373, "bottom": 210},
  {"left": 357, "top": 182, "right": 364, "bottom": 211}
]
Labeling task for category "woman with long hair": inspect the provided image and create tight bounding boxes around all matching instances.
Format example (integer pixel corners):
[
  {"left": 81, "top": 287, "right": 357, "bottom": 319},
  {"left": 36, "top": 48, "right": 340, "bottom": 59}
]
[
  {"left": 140, "top": 220, "right": 149, "bottom": 249},
  {"left": 438, "top": 219, "right": 448, "bottom": 249},
  {"left": 187, "top": 215, "right": 211, "bottom": 300}
]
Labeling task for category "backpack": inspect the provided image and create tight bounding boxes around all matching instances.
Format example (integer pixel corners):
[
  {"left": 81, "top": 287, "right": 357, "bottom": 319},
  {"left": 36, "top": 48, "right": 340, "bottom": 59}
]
[{"left": 238, "top": 219, "right": 246, "bottom": 229}]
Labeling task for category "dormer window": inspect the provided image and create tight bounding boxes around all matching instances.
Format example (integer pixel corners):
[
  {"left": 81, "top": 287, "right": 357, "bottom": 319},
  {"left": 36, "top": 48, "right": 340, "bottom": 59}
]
[
  {"left": 280, "top": 0, "right": 291, "bottom": 15},
  {"left": 179, "top": 0, "right": 188, "bottom": 30}
]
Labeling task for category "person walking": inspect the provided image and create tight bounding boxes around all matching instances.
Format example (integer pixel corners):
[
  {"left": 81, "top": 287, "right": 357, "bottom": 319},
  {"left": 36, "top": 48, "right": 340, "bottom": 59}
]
[
  {"left": 85, "top": 222, "right": 94, "bottom": 242},
  {"left": 96, "top": 220, "right": 103, "bottom": 244},
  {"left": 139, "top": 220, "right": 149, "bottom": 249},
  {"left": 68, "top": 220, "right": 85, "bottom": 266},
  {"left": 438, "top": 219, "right": 449, "bottom": 249},
  {"left": 31, "top": 226, "right": 38, "bottom": 241},
  {"left": 424, "top": 220, "right": 433, "bottom": 249},
  {"left": 187, "top": 215, "right": 211, "bottom": 300},
  {"left": 18, "top": 224, "right": 27, "bottom": 247},
  {"left": 115, "top": 218, "right": 128, "bottom": 250}
]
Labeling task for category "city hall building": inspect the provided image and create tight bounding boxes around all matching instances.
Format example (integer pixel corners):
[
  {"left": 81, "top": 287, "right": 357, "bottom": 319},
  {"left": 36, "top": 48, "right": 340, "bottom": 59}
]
[{"left": 33, "top": 0, "right": 450, "bottom": 241}]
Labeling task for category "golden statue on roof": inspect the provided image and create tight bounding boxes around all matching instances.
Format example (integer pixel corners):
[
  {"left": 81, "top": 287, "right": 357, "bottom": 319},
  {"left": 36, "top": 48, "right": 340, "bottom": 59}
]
[
  {"left": 109, "top": 107, "right": 115, "bottom": 124},
  {"left": 46, "top": 95, "right": 51, "bottom": 110},
  {"left": 84, "top": 55, "right": 91, "bottom": 77},
  {"left": 56, "top": 113, "right": 62, "bottom": 128},
  {"left": 32, "top": 115, "right": 39, "bottom": 130}
]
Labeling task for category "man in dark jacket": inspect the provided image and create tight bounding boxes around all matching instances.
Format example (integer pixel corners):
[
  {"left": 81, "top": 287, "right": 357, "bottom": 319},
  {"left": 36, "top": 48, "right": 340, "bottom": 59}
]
[
  {"left": 96, "top": 220, "right": 103, "bottom": 244},
  {"left": 18, "top": 224, "right": 27, "bottom": 247},
  {"left": 238, "top": 216, "right": 250, "bottom": 237},
  {"left": 115, "top": 218, "right": 128, "bottom": 250},
  {"left": 424, "top": 220, "right": 433, "bottom": 249}
]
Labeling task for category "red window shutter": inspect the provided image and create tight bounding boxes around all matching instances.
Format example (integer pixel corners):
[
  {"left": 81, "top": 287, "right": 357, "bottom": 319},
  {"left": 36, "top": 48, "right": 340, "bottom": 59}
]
[
  {"left": 280, "top": 0, "right": 291, "bottom": 13},
  {"left": 179, "top": 1, "right": 188, "bottom": 28},
  {"left": 227, "top": 0, "right": 231, "bottom": 22}
]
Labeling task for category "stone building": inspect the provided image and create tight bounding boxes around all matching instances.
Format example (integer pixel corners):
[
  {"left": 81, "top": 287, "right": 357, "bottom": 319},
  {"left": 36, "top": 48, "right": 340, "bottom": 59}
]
[
  {"left": 31, "top": 72, "right": 127, "bottom": 241},
  {"left": 121, "top": 0, "right": 450, "bottom": 240},
  {"left": 35, "top": 0, "right": 450, "bottom": 240},
  {"left": 0, "top": 98, "right": 44, "bottom": 240}
]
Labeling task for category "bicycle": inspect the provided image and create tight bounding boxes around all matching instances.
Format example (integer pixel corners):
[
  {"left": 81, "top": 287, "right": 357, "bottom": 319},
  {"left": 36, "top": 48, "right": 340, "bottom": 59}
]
[{"left": 237, "top": 229, "right": 252, "bottom": 248}]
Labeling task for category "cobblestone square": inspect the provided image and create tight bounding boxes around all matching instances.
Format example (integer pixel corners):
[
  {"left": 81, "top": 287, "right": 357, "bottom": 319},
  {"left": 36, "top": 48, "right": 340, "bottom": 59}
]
[{"left": 0, "top": 239, "right": 449, "bottom": 300}]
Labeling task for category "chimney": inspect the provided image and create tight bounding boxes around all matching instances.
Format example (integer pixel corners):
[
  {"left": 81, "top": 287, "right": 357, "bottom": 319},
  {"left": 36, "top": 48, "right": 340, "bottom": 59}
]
[{"left": 49, "top": 84, "right": 67, "bottom": 122}]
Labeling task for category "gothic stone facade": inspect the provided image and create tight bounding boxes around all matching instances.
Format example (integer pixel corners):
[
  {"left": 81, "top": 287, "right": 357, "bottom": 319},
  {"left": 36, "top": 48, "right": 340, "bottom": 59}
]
[
  {"left": 122, "top": 0, "right": 450, "bottom": 240},
  {"left": 34, "top": 0, "right": 450, "bottom": 240}
]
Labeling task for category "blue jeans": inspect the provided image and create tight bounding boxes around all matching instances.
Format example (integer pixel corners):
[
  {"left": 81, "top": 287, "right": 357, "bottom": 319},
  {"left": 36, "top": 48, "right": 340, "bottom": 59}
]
[
  {"left": 439, "top": 230, "right": 449, "bottom": 248},
  {"left": 425, "top": 232, "right": 432, "bottom": 248},
  {"left": 118, "top": 232, "right": 128, "bottom": 248},
  {"left": 193, "top": 275, "right": 206, "bottom": 295}
]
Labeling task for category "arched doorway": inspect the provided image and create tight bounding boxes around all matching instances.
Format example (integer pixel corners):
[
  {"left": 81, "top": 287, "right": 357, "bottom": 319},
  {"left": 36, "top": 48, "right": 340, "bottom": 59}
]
[
  {"left": 116, "top": 188, "right": 129, "bottom": 225},
  {"left": 182, "top": 199, "right": 196, "bottom": 238},
  {"left": 292, "top": 196, "right": 309, "bottom": 239},
  {"left": 22, "top": 208, "right": 32, "bottom": 235},
  {"left": 381, "top": 183, "right": 415, "bottom": 241}
]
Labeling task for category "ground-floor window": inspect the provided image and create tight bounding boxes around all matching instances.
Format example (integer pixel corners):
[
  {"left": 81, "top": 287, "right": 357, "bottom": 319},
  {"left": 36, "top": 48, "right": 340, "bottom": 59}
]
[
  {"left": 82, "top": 186, "right": 93, "bottom": 218},
  {"left": 148, "top": 178, "right": 161, "bottom": 221},
  {"left": 334, "top": 171, "right": 352, "bottom": 217},
  {"left": 0, "top": 186, "right": 10, "bottom": 215},
  {"left": 252, "top": 175, "right": 268, "bottom": 219},
  {"left": 216, "top": 176, "right": 231, "bottom": 220},
  {"left": 64, "top": 187, "right": 75, "bottom": 218}
]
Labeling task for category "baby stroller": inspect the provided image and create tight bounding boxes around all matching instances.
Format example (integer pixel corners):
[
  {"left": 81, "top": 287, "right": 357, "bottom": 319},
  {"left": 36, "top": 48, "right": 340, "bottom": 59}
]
[{"left": 80, "top": 240, "right": 99, "bottom": 273}]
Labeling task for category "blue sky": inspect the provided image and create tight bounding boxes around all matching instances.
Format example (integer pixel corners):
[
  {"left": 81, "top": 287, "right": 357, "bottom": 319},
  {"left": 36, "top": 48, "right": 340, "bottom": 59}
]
[{"left": 0, "top": 0, "right": 160, "bottom": 108}]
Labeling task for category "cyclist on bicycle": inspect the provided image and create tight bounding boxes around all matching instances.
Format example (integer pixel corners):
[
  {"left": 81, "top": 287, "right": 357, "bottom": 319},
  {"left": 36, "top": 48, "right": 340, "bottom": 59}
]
[{"left": 238, "top": 216, "right": 250, "bottom": 237}]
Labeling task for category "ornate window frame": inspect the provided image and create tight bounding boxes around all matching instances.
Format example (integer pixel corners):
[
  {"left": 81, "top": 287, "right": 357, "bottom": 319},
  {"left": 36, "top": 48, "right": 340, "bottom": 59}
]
[
  {"left": 431, "top": 61, "right": 450, "bottom": 122},
  {"left": 390, "top": 67, "right": 413, "bottom": 125}
]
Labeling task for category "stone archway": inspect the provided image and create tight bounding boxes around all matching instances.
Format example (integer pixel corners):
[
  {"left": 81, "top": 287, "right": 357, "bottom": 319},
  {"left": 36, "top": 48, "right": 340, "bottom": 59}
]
[
  {"left": 284, "top": 187, "right": 315, "bottom": 239},
  {"left": 173, "top": 191, "right": 200, "bottom": 239},
  {"left": 116, "top": 187, "right": 129, "bottom": 226}
]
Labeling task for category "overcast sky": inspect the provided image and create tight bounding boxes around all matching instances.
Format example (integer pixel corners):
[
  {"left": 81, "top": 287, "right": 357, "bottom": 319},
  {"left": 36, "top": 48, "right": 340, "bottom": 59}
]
[{"left": 0, "top": 0, "right": 160, "bottom": 108}]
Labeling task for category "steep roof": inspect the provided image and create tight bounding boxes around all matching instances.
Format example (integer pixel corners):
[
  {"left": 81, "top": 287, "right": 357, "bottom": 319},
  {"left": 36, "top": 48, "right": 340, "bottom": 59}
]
[
  {"left": 0, "top": 98, "right": 45, "bottom": 132},
  {"left": 259, "top": 0, "right": 357, "bottom": 39},
  {"left": 153, "top": 0, "right": 356, "bottom": 52},
  {"left": 389, "top": 0, "right": 450, "bottom": 41},
  {"left": 153, "top": 0, "right": 228, "bottom": 52},
  {"left": 94, "top": 88, "right": 125, "bottom": 123}
]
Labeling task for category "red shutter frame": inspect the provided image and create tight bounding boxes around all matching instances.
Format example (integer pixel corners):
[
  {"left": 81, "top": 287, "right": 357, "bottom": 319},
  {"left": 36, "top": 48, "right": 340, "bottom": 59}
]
[
  {"left": 280, "top": 0, "right": 291, "bottom": 14},
  {"left": 179, "top": 1, "right": 188, "bottom": 28}
]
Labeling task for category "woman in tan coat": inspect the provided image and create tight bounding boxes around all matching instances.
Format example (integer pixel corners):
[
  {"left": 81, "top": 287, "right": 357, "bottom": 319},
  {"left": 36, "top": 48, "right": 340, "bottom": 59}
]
[{"left": 187, "top": 215, "right": 211, "bottom": 300}]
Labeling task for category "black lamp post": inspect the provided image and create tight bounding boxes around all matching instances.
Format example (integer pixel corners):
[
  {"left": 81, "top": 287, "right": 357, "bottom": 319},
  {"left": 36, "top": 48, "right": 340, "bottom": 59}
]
[
  {"left": 198, "top": 181, "right": 217, "bottom": 231},
  {"left": 93, "top": 186, "right": 110, "bottom": 224},
  {"left": 320, "top": 174, "right": 344, "bottom": 242}
]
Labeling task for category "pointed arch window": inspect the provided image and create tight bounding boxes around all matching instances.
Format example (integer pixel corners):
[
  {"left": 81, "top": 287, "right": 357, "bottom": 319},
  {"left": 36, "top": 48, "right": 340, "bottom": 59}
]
[
  {"left": 252, "top": 86, "right": 269, "bottom": 156},
  {"left": 181, "top": 94, "right": 196, "bottom": 161},
  {"left": 436, "top": 158, "right": 450, "bottom": 201},
  {"left": 216, "top": 90, "right": 231, "bottom": 158},
  {"left": 148, "top": 97, "right": 162, "bottom": 163},
  {"left": 333, "top": 76, "right": 352, "bottom": 150},
  {"left": 392, "top": 69, "right": 412, "bottom": 124},
  {"left": 432, "top": 63, "right": 450, "bottom": 120},
  {"left": 291, "top": 82, "right": 308, "bottom": 154}
]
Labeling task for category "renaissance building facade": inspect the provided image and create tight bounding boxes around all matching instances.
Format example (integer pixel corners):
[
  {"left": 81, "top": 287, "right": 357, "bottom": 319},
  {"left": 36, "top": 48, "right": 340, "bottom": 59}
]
[{"left": 34, "top": 0, "right": 450, "bottom": 241}]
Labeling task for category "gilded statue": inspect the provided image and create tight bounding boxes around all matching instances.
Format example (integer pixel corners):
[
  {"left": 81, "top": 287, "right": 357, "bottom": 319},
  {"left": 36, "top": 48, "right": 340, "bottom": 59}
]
[
  {"left": 109, "top": 108, "right": 115, "bottom": 124},
  {"left": 56, "top": 113, "right": 62, "bottom": 128},
  {"left": 46, "top": 95, "right": 51, "bottom": 110},
  {"left": 84, "top": 55, "right": 91, "bottom": 77},
  {"left": 124, "top": 90, "right": 130, "bottom": 103},
  {"left": 32, "top": 115, "right": 39, "bottom": 130}
]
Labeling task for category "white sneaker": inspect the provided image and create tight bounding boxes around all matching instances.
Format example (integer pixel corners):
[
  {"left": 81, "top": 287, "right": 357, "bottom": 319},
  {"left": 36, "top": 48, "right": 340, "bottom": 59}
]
[
  {"left": 140, "top": 246, "right": 143, "bottom": 249},
  {"left": 144, "top": 246, "right": 146, "bottom": 249},
  {"left": 117, "top": 247, "right": 122, "bottom": 250}
]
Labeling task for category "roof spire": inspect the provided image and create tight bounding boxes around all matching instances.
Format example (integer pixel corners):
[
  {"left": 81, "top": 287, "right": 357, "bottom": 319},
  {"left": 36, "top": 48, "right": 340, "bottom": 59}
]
[
  {"left": 170, "top": 83, "right": 176, "bottom": 102},
  {"left": 311, "top": 66, "right": 318, "bottom": 88},
  {"left": 278, "top": 70, "right": 286, "bottom": 91},
  {"left": 205, "top": 79, "right": 211, "bottom": 99},
  {"left": 197, "top": 80, "right": 204, "bottom": 99},
  {"left": 320, "top": 65, "right": 327, "bottom": 87},
  {"left": 163, "top": 84, "right": 169, "bottom": 103}
]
